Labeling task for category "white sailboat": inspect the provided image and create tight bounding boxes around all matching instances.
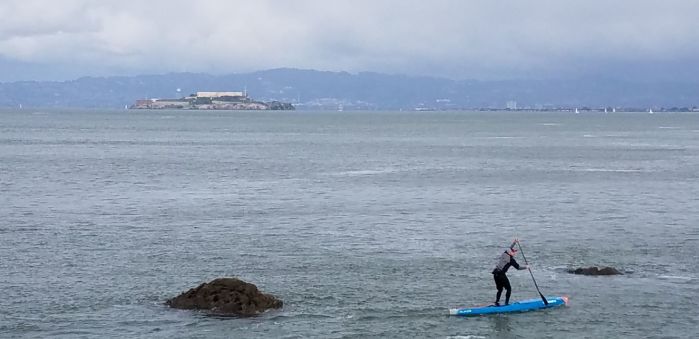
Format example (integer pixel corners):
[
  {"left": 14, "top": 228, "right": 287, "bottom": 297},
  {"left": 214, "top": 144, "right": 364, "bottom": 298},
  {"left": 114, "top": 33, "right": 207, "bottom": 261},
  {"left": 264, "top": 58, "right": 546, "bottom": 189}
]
[
  {"left": 612, "top": 108, "right": 616, "bottom": 113},
  {"left": 604, "top": 107, "right": 608, "bottom": 113},
  {"left": 575, "top": 108, "right": 580, "bottom": 114},
  {"left": 649, "top": 108, "right": 654, "bottom": 114}
]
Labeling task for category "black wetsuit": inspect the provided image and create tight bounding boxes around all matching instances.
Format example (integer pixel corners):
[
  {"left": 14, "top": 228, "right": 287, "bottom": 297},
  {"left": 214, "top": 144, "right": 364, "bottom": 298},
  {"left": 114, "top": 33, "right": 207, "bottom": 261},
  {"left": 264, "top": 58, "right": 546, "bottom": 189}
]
[{"left": 492, "top": 251, "right": 523, "bottom": 305}]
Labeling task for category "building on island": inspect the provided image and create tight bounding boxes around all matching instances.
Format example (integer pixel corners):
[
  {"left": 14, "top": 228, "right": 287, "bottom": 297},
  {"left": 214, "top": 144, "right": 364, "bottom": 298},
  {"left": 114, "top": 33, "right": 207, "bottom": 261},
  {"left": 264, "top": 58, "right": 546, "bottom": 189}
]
[{"left": 195, "top": 91, "right": 245, "bottom": 98}]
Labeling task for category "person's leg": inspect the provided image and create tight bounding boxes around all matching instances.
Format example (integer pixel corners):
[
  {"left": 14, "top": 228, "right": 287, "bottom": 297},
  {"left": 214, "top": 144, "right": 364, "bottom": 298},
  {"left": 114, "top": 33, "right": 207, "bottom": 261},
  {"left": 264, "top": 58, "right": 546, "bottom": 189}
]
[
  {"left": 503, "top": 276, "right": 512, "bottom": 305},
  {"left": 494, "top": 274, "right": 504, "bottom": 305}
]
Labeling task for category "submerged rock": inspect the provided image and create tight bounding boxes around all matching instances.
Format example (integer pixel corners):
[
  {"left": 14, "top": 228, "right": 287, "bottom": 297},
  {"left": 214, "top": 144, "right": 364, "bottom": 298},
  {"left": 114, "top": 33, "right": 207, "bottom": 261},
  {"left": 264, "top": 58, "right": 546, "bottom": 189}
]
[
  {"left": 568, "top": 266, "right": 623, "bottom": 276},
  {"left": 167, "top": 278, "right": 282, "bottom": 316}
]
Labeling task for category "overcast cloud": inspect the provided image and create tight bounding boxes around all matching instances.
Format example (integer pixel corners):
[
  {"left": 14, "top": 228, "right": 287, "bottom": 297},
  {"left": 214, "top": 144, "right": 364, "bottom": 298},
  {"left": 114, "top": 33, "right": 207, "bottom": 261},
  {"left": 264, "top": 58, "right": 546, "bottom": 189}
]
[{"left": 1, "top": 0, "right": 698, "bottom": 81}]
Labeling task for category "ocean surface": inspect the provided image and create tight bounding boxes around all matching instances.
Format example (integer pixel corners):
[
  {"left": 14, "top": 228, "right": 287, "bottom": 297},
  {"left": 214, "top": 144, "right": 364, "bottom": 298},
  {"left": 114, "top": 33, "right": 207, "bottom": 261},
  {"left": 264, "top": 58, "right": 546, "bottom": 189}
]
[{"left": 1, "top": 109, "right": 698, "bottom": 338}]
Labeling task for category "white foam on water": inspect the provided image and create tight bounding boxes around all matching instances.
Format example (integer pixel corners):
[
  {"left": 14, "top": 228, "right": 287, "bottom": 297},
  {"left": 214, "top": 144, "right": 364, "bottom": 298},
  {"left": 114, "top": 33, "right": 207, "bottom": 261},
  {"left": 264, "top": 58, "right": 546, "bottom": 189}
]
[
  {"left": 539, "top": 123, "right": 561, "bottom": 126},
  {"left": 327, "top": 168, "right": 400, "bottom": 176},
  {"left": 658, "top": 275, "right": 694, "bottom": 282},
  {"left": 658, "top": 126, "right": 680, "bottom": 129},
  {"left": 446, "top": 336, "right": 486, "bottom": 339},
  {"left": 573, "top": 168, "right": 643, "bottom": 173}
]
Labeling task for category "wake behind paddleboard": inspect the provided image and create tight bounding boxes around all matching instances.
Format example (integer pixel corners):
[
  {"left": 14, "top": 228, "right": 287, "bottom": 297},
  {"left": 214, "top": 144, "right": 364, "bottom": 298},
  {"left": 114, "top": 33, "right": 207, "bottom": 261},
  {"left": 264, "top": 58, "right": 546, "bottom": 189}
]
[{"left": 449, "top": 296, "right": 567, "bottom": 316}]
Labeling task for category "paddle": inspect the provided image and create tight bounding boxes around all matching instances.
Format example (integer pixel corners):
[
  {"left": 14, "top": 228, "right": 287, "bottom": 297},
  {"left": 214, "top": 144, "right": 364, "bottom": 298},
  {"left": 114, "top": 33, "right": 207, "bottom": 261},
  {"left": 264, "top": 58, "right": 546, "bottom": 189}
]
[
  {"left": 516, "top": 241, "right": 548, "bottom": 306},
  {"left": 509, "top": 240, "right": 518, "bottom": 250}
]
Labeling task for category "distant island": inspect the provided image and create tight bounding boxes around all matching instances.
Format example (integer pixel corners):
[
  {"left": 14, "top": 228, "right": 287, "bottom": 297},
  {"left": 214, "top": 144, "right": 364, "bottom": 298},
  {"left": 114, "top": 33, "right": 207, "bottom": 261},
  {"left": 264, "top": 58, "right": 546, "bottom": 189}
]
[{"left": 130, "top": 91, "right": 294, "bottom": 110}]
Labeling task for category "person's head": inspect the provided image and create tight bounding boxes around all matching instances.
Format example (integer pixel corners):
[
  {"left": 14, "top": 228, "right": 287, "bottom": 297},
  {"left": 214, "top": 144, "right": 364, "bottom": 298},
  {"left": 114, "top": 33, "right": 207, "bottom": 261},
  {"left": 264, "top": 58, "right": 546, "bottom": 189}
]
[{"left": 506, "top": 248, "right": 518, "bottom": 256}]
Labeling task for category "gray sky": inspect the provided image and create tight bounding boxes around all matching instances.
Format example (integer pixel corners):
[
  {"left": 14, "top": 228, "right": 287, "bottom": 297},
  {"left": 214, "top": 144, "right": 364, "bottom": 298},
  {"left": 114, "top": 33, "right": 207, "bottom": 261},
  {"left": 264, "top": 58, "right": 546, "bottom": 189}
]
[{"left": 1, "top": 0, "right": 698, "bottom": 81}]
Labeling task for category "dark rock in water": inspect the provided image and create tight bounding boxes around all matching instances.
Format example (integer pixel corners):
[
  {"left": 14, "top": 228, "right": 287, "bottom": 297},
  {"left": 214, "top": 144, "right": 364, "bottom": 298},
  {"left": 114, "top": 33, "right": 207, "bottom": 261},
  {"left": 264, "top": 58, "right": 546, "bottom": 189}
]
[
  {"left": 568, "top": 266, "right": 623, "bottom": 276},
  {"left": 167, "top": 278, "right": 282, "bottom": 316}
]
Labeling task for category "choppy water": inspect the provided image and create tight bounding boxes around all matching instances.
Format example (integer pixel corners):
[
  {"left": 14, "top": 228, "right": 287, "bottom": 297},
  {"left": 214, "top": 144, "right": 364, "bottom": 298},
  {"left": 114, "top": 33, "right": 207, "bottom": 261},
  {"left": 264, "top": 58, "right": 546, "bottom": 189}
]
[{"left": 1, "top": 109, "right": 698, "bottom": 338}]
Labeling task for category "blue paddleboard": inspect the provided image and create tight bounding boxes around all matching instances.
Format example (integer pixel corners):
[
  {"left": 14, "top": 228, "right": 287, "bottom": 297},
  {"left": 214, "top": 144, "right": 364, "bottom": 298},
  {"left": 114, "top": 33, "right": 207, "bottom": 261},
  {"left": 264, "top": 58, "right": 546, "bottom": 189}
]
[{"left": 449, "top": 296, "right": 567, "bottom": 316}]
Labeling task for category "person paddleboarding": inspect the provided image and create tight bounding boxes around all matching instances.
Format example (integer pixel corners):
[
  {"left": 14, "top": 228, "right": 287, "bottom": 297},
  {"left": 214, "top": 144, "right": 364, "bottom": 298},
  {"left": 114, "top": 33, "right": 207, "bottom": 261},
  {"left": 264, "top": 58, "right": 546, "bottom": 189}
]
[
  {"left": 492, "top": 239, "right": 528, "bottom": 306},
  {"left": 449, "top": 239, "right": 564, "bottom": 316}
]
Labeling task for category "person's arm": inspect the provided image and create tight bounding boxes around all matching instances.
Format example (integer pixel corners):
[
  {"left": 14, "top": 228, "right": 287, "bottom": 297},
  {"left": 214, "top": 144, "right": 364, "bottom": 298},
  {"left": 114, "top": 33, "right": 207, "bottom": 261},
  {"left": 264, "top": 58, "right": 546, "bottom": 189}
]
[{"left": 511, "top": 257, "right": 527, "bottom": 270}]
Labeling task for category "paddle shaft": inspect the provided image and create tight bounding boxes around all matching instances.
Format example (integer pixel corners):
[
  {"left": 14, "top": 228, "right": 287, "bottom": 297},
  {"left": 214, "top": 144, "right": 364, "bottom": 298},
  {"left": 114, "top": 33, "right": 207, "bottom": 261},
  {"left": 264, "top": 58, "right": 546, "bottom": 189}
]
[{"left": 516, "top": 241, "right": 548, "bottom": 305}]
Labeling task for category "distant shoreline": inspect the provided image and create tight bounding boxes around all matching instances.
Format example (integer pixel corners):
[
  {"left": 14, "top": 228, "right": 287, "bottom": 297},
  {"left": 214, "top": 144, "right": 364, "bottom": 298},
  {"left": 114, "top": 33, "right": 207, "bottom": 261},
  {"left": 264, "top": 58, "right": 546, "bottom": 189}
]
[
  {"left": 4, "top": 107, "right": 698, "bottom": 113},
  {"left": 3, "top": 69, "right": 699, "bottom": 110}
]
